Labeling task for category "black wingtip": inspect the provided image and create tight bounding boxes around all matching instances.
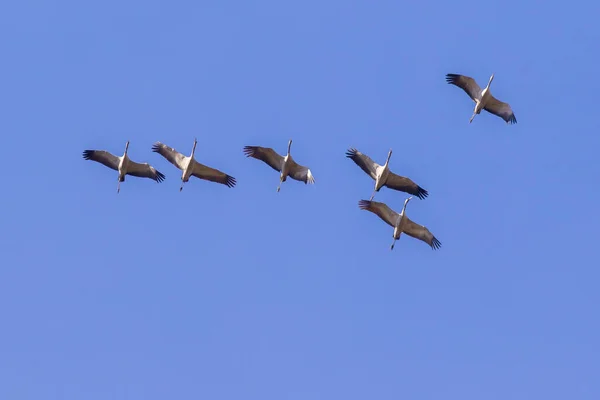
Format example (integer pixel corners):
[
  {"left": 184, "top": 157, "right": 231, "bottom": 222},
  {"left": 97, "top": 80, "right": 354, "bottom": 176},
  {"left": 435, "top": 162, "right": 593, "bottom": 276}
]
[
  {"left": 242, "top": 146, "right": 255, "bottom": 157},
  {"left": 155, "top": 170, "right": 166, "bottom": 183},
  {"left": 508, "top": 114, "right": 517, "bottom": 124},
  {"left": 416, "top": 186, "right": 429, "bottom": 200},
  {"left": 445, "top": 73, "right": 459, "bottom": 84},
  {"left": 226, "top": 175, "right": 237, "bottom": 188},
  {"left": 345, "top": 147, "right": 358, "bottom": 159},
  {"left": 358, "top": 199, "right": 371, "bottom": 210},
  {"left": 151, "top": 143, "right": 161, "bottom": 153},
  {"left": 431, "top": 237, "right": 442, "bottom": 250},
  {"left": 82, "top": 150, "right": 94, "bottom": 160}
]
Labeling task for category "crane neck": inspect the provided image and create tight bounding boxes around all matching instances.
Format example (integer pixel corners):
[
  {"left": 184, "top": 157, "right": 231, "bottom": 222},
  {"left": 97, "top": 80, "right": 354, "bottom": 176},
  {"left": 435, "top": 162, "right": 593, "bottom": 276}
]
[
  {"left": 401, "top": 198, "right": 411, "bottom": 214},
  {"left": 384, "top": 152, "right": 392, "bottom": 167}
]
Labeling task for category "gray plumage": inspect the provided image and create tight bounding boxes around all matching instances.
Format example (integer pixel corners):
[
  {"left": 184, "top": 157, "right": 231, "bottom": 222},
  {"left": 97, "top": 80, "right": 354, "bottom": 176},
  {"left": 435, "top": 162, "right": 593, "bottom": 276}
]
[
  {"left": 446, "top": 73, "right": 517, "bottom": 124},
  {"left": 82, "top": 141, "right": 166, "bottom": 193},
  {"left": 359, "top": 198, "right": 441, "bottom": 251},
  {"left": 243, "top": 139, "right": 315, "bottom": 192},
  {"left": 346, "top": 147, "right": 428, "bottom": 200},
  {"left": 152, "top": 139, "right": 236, "bottom": 191}
]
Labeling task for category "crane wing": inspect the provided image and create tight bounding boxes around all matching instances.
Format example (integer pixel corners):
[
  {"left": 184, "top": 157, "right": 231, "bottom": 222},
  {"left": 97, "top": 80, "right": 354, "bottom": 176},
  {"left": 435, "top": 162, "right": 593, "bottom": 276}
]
[
  {"left": 191, "top": 160, "right": 236, "bottom": 188},
  {"left": 385, "top": 172, "right": 428, "bottom": 199},
  {"left": 402, "top": 217, "right": 441, "bottom": 250},
  {"left": 126, "top": 160, "right": 166, "bottom": 182},
  {"left": 82, "top": 150, "right": 120, "bottom": 171},
  {"left": 484, "top": 95, "right": 517, "bottom": 124},
  {"left": 358, "top": 200, "right": 399, "bottom": 228},
  {"left": 242, "top": 146, "right": 284, "bottom": 172},
  {"left": 345, "top": 148, "right": 379, "bottom": 180},
  {"left": 152, "top": 142, "right": 187, "bottom": 169},
  {"left": 446, "top": 73, "right": 482, "bottom": 102},
  {"left": 287, "top": 160, "right": 315, "bottom": 184}
]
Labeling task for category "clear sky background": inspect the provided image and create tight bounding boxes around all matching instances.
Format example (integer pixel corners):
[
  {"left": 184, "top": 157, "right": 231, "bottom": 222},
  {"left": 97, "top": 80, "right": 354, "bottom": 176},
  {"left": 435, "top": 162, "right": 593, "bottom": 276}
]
[{"left": 1, "top": 1, "right": 599, "bottom": 399}]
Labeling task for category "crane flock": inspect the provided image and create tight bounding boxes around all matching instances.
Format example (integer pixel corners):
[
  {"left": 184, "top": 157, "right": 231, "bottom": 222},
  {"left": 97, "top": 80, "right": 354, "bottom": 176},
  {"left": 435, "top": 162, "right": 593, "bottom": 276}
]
[{"left": 83, "top": 73, "right": 516, "bottom": 253}]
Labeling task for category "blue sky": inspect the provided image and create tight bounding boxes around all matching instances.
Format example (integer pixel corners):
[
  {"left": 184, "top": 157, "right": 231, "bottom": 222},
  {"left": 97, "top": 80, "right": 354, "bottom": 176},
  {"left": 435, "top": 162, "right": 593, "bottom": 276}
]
[{"left": 1, "top": 1, "right": 599, "bottom": 398}]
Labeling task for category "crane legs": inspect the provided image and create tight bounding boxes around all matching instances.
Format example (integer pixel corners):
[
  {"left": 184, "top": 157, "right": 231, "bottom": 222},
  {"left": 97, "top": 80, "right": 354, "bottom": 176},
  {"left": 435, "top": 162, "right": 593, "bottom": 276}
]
[
  {"left": 370, "top": 182, "right": 379, "bottom": 201},
  {"left": 470, "top": 101, "right": 482, "bottom": 123},
  {"left": 390, "top": 232, "right": 402, "bottom": 250}
]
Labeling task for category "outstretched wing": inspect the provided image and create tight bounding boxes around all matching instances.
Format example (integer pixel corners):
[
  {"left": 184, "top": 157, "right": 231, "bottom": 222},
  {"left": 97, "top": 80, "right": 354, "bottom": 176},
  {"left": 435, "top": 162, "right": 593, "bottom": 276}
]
[
  {"left": 358, "top": 200, "right": 399, "bottom": 228},
  {"left": 484, "top": 96, "right": 517, "bottom": 124},
  {"left": 446, "top": 73, "right": 482, "bottom": 102},
  {"left": 345, "top": 147, "right": 379, "bottom": 180},
  {"left": 152, "top": 142, "right": 186, "bottom": 169},
  {"left": 242, "top": 146, "right": 284, "bottom": 172},
  {"left": 288, "top": 161, "right": 315, "bottom": 184},
  {"left": 402, "top": 217, "right": 441, "bottom": 250},
  {"left": 385, "top": 172, "right": 428, "bottom": 199},
  {"left": 82, "top": 150, "right": 120, "bottom": 171},
  {"left": 191, "top": 160, "right": 236, "bottom": 188},
  {"left": 126, "top": 160, "right": 166, "bottom": 182}
]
